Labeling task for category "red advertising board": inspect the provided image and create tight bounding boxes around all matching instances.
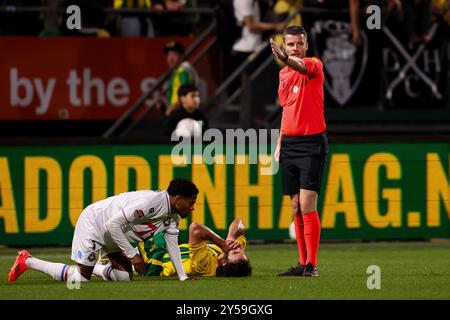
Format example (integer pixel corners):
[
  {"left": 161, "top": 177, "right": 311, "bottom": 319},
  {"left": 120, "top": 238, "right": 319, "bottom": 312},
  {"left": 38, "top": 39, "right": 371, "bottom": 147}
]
[{"left": 0, "top": 36, "right": 216, "bottom": 120}]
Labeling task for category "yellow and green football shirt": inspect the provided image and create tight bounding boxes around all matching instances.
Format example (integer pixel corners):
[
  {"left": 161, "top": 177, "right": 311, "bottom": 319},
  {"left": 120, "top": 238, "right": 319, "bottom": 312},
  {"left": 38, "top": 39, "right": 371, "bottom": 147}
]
[{"left": 138, "top": 233, "right": 247, "bottom": 277}]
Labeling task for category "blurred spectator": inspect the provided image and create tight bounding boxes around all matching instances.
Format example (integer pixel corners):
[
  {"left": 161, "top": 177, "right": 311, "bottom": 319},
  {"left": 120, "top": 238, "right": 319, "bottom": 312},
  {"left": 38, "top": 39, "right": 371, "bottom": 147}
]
[
  {"left": 401, "top": 0, "right": 433, "bottom": 44},
  {"left": 303, "top": 0, "right": 362, "bottom": 45},
  {"left": 39, "top": 0, "right": 112, "bottom": 37},
  {"left": 39, "top": 0, "right": 64, "bottom": 36},
  {"left": 348, "top": 0, "right": 361, "bottom": 45},
  {"left": 163, "top": 83, "right": 208, "bottom": 137},
  {"left": 232, "top": 0, "right": 286, "bottom": 59},
  {"left": 114, "top": 0, "right": 159, "bottom": 36},
  {"left": 432, "top": 0, "right": 450, "bottom": 26},
  {"left": 66, "top": 0, "right": 112, "bottom": 37},
  {"left": 158, "top": 0, "right": 195, "bottom": 36},
  {"left": 161, "top": 41, "right": 200, "bottom": 116},
  {"left": 432, "top": 0, "right": 450, "bottom": 19},
  {"left": 215, "top": 0, "right": 242, "bottom": 47},
  {"left": 267, "top": 0, "right": 304, "bottom": 65},
  {"left": 164, "top": 0, "right": 186, "bottom": 11},
  {"left": 214, "top": 0, "right": 243, "bottom": 82},
  {"left": 264, "top": 0, "right": 303, "bottom": 28}
]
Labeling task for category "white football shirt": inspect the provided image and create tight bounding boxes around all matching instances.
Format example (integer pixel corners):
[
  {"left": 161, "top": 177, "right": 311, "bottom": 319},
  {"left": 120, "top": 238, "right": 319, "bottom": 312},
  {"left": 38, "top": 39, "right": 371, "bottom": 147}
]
[{"left": 85, "top": 190, "right": 188, "bottom": 280}]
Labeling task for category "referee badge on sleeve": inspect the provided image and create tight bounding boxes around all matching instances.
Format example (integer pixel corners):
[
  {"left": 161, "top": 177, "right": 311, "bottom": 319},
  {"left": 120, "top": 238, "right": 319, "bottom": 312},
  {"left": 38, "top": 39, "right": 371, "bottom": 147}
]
[{"left": 293, "top": 85, "right": 299, "bottom": 94}]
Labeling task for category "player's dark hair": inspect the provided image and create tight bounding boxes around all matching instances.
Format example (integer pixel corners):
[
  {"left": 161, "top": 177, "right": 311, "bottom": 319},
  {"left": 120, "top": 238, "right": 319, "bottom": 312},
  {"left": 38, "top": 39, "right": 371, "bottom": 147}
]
[
  {"left": 167, "top": 179, "right": 199, "bottom": 197},
  {"left": 177, "top": 84, "right": 199, "bottom": 100},
  {"left": 283, "top": 25, "right": 307, "bottom": 40},
  {"left": 216, "top": 259, "right": 252, "bottom": 277}
]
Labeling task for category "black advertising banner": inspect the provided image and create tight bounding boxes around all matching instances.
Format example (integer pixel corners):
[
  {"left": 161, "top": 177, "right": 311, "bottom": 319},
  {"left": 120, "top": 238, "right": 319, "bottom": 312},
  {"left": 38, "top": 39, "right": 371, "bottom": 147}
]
[
  {"left": 306, "top": 16, "right": 448, "bottom": 109},
  {"left": 381, "top": 23, "right": 448, "bottom": 109}
]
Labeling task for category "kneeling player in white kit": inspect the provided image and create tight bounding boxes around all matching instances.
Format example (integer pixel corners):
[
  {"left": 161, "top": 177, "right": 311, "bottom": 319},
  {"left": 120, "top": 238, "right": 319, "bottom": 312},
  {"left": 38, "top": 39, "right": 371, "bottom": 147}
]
[{"left": 8, "top": 179, "right": 198, "bottom": 283}]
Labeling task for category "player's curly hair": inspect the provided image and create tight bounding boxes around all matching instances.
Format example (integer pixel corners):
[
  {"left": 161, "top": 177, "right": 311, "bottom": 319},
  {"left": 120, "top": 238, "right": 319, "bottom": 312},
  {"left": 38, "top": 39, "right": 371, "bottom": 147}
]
[
  {"left": 167, "top": 179, "right": 199, "bottom": 197},
  {"left": 216, "top": 259, "right": 252, "bottom": 277}
]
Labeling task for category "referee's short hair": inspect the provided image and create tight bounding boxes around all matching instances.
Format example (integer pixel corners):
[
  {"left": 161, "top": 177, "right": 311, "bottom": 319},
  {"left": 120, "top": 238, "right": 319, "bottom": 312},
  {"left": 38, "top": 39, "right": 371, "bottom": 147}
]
[
  {"left": 283, "top": 25, "right": 308, "bottom": 40},
  {"left": 167, "top": 179, "right": 199, "bottom": 197}
]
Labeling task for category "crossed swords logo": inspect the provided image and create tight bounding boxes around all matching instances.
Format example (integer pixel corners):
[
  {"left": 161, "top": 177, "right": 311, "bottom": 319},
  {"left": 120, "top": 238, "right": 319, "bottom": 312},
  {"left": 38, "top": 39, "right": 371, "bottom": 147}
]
[{"left": 384, "top": 23, "right": 442, "bottom": 100}]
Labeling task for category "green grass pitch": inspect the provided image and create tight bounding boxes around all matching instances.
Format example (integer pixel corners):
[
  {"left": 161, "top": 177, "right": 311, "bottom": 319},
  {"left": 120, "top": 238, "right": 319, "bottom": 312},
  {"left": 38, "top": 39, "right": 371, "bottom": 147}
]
[{"left": 0, "top": 240, "right": 449, "bottom": 300}]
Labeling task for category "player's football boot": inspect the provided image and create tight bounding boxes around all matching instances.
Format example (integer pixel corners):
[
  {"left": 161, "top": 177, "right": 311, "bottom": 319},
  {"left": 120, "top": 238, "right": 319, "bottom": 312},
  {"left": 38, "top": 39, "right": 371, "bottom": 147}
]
[
  {"left": 8, "top": 250, "right": 32, "bottom": 283},
  {"left": 303, "top": 263, "right": 319, "bottom": 277},
  {"left": 278, "top": 263, "right": 305, "bottom": 276}
]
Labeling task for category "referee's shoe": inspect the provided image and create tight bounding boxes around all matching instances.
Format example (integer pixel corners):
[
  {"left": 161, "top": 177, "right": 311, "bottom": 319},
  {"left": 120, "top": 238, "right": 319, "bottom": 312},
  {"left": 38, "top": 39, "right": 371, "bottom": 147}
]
[
  {"left": 304, "top": 263, "right": 319, "bottom": 277},
  {"left": 278, "top": 263, "right": 305, "bottom": 276}
]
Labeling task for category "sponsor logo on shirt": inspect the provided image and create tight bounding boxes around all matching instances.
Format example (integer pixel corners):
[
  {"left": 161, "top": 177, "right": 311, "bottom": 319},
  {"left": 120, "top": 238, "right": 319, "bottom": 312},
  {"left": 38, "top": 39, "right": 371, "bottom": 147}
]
[
  {"left": 134, "top": 223, "right": 157, "bottom": 238},
  {"left": 163, "top": 218, "right": 171, "bottom": 227},
  {"left": 293, "top": 85, "right": 299, "bottom": 94},
  {"left": 88, "top": 252, "right": 96, "bottom": 262},
  {"left": 134, "top": 209, "right": 144, "bottom": 219}
]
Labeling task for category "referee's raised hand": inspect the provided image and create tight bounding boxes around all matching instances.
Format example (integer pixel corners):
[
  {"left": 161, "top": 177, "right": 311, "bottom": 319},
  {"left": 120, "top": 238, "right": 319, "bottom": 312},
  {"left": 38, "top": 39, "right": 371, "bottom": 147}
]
[{"left": 269, "top": 38, "right": 287, "bottom": 62}]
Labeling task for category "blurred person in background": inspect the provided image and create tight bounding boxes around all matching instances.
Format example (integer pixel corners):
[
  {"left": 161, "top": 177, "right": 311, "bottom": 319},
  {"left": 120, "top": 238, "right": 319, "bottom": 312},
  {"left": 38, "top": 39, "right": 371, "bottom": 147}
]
[
  {"left": 39, "top": 0, "right": 112, "bottom": 37},
  {"left": 266, "top": 0, "right": 304, "bottom": 65},
  {"left": 229, "top": 0, "right": 286, "bottom": 118},
  {"left": 39, "top": 0, "right": 64, "bottom": 36},
  {"left": 401, "top": 0, "right": 433, "bottom": 44},
  {"left": 432, "top": 0, "right": 450, "bottom": 24},
  {"left": 161, "top": 41, "right": 200, "bottom": 116},
  {"left": 163, "top": 83, "right": 208, "bottom": 138},
  {"left": 114, "top": 0, "right": 159, "bottom": 36},
  {"left": 232, "top": 0, "right": 286, "bottom": 61},
  {"left": 302, "top": 0, "right": 362, "bottom": 45},
  {"left": 431, "top": 0, "right": 450, "bottom": 36}
]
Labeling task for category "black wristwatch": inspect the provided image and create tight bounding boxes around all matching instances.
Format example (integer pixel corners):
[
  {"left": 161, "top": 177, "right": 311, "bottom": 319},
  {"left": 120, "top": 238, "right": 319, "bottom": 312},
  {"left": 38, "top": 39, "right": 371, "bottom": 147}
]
[{"left": 281, "top": 54, "right": 288, "bottom": 62}]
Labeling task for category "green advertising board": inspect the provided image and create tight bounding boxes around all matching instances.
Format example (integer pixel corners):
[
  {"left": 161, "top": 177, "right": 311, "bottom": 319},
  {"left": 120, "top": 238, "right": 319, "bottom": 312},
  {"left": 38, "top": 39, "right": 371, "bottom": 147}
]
[{"left": 0, "top": 143, "right": 449, "bottom": 245}]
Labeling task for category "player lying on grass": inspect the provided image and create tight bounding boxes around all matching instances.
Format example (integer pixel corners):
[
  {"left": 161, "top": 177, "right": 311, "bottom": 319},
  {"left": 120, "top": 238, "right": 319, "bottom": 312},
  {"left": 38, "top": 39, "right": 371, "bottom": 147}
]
[
  {"left": 93, "top": 218, "right": 252, "bottom": 278},
  {"left": 8, "top": 179, "right": 198, "bottom": 283}
]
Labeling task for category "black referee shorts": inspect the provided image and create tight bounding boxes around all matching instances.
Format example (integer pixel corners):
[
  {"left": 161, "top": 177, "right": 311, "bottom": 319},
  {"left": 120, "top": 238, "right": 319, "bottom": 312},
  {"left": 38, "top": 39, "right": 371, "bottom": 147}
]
[{"left": 280, "top": 132, "right": 328, "bottom": 196}]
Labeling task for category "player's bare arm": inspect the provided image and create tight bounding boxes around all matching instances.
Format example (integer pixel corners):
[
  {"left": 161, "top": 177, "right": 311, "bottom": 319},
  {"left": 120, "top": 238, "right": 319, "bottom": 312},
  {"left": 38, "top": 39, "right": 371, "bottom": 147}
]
[
  {"left": 188, "top": 222, "right": 230, "bottom": 252},
  {"left": 130, "top": 254, "right": 145, "bottom": 275},
  {"left": 105, "top": 214, "right": 144, "bottom": 267},
  {"left": 284, "top": 56, "right": 307, "bottom": 74},
  {"left": 225, "top": 218, "right": 245, "bottom": 250}
]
